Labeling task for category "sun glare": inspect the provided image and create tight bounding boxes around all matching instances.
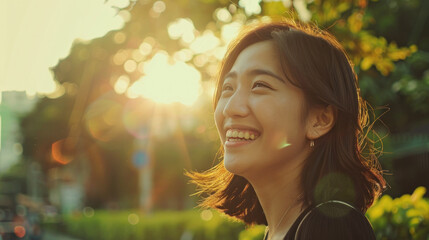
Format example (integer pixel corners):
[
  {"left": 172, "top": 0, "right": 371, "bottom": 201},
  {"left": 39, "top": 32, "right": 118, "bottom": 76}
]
[{"left": 127, "top": 52, "right": 202, "bottom": 106}]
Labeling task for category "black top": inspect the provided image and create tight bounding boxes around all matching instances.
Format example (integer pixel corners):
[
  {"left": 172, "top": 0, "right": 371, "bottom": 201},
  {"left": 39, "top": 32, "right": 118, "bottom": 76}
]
[{"left": 264, "top": 201, "right": 376, "bottom": 240}]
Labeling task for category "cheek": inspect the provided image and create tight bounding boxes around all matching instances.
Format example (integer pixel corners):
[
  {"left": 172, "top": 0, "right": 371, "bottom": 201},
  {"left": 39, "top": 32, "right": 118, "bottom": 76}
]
[{"left": 259, "top": 100, "right": 305, "bottom": 143}]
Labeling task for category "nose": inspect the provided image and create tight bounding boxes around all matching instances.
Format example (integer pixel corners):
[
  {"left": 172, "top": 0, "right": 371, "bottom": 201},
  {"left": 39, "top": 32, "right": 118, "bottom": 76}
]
[{"left": 223, "top": 88, "right": 250, "bottom": 118}]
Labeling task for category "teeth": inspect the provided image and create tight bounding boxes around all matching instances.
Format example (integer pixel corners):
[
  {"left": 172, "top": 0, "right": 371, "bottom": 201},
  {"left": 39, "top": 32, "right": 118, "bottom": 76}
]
[
  {"left": 226, "top": 129, "right": 258, "bottom": 141},
  {"left": 238, "top": 132, "right": 244, "bottom": 138}
]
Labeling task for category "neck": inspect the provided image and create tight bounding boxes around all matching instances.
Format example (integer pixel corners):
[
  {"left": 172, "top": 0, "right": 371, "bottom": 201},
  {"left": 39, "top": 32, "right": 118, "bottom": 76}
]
[{"left": 246, "top": 158, "right": 307, "bottom": 240}]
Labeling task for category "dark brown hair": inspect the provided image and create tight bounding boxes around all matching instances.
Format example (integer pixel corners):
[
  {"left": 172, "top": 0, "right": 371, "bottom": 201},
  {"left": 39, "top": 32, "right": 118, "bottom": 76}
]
[{"left": 188, "top": 20, "right": 385, "bottom": 225}]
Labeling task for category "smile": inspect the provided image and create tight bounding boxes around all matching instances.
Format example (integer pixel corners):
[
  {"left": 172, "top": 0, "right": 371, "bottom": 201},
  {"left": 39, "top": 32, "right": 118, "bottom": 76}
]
[{"left": 226, "top": 129, "right": 260, "bottom": 141}]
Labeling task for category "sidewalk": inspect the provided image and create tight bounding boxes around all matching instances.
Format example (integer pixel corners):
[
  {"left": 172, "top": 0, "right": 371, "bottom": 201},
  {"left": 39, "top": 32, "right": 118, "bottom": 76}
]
[{"left": 42, "top": 230, "right": 81, "bottom": 240}]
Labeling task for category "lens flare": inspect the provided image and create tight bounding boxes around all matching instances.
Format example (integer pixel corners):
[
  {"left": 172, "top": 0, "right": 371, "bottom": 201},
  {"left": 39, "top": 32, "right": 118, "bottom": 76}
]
[
  {"left": 278, "top": 139, "right": 291, "bottom": 149},
  {"left": 84, "top": 94, "right": 123, "bottom": 142},
  {"left": 127, "top": 52, "right": 201, "bottom": 106},
  {"left": 314, "top": 172, "right": 357, "bottom": 216},
  {"left": 51, "top": 139, "right": 73, "bottom": 165},
  {"left": 122, "top": 100, "right": 154, "bottom": 139}
]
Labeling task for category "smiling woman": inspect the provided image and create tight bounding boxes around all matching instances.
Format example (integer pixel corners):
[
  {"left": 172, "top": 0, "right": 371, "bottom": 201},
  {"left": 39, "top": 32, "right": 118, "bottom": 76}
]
[
  {"left": 215, "top": 40, "right": 308, "bottom": 177},
  {"left": 188, "top": 20, "right": 386, "bottom": 240}
]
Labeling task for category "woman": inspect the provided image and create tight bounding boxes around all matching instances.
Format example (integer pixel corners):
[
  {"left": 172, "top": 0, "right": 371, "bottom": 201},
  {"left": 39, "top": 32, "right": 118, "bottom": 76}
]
[{"left": 189, "top": 20, "right": 386, "bottom": 239}]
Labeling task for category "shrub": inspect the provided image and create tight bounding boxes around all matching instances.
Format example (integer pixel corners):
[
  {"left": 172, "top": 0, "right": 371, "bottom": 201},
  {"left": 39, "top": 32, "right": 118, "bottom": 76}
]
[
  {"left": 239, "top": 225, "right": 266, "bottom": 240},
  {"left": 367, "top": 186, "right": 429, "bottom": 240},
  {"left": 58, "top": 187, "right": 429, "bottom": 240},
  {"left": 62, "top": 210, "right": 244, "bottom": 240}
]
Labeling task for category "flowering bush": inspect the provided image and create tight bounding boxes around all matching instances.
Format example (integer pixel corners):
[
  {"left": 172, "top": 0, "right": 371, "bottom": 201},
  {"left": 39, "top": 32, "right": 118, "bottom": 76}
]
[{"left": 367, "top": 187, "right": 429, "bottom": 240}]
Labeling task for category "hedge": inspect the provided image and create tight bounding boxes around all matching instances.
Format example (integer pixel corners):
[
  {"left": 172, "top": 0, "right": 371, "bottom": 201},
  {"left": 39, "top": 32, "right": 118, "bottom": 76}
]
[
  {"left": 62, "top": 210, "right": 244, "bottom": 240},
  {"left": 59, "top": 187, "right": 429, "bottom": 240}
]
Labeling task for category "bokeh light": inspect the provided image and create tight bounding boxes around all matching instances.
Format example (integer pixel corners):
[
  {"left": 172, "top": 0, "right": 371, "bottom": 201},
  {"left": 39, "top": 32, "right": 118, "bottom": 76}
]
[
  {"left": 221, "top": 22, "right": 242, "bottom": 44},
  {"left": 128, "top": 213, "right": 140, "bottom": 225},
  {"left": 114, "top": 75, "right": 130, "bottom": 95},
  {"left": 132, "top": 49, "right": 145, "bottom": 62},
  {"left": 113, "top": 50, "right": 128, "bottom": 65},
  {"left": 189, "top": 31, "right": 220, "bottom": 54},
  {"left": 51, "top": 139, "right": 73, "bottom": 165},
  {"left": 168, "top": 18, "right": 196, "bottom": 43},
  {"left": 293, "top": 0, "right": 311, "bottom": 22},
  {"left": 14, "top": 226, "right": 26, "bottom": 238},
  {"left": 215, "top": 8, "right": 232, "bottom": 22},
  {"left": 139, "top": 42, "right": 153, "bottom": 56},
  {"left": 239, "top": 0, "right": 262, "bottom": 16},
  {"left": 84, "top": 95, "right": 123, "bottom": 142},
  {"left": 193, "top": 54, "right": 208, "bottom": 68},
  {"left": 124, "top": 59, "right": 137, "bottom": 73},
  {"left": 173, "top": 49, "right": 194, "bottom": 62},
  {"left": 200, "top": 209, "right": 213, "bottom": 221},
  {"left": 152, "top": 1, "right": 166, "bottom": 13},
  {"left": 83, "top": 207, "right": 95, "bottom": 218},
  {"left": 114, "top": 32, "right": 127, "bottom": 44}
]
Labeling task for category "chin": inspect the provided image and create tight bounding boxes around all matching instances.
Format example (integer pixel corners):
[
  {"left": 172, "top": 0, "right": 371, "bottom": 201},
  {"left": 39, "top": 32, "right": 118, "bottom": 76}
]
[
  {"left": 223, "top": 156, "right": 252, "bottom": 176},
  {"left": 224, "top": 156, "right": 242, "bottom": 174}
]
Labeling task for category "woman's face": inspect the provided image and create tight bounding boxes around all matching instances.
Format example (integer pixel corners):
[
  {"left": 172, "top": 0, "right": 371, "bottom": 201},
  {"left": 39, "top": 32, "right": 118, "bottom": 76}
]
[{"left": 214, "top": 40, "right": 311, "bottom": 177}]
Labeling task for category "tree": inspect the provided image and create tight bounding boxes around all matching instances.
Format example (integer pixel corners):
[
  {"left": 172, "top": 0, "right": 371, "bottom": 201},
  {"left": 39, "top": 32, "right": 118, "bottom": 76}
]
[{"left": 20, "top": 0, "right": 428, "bottom": 210}]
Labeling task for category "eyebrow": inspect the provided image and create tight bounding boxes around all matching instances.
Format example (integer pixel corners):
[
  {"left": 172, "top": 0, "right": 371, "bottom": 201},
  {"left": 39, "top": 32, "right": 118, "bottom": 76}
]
[{"left": 223, "top": 69, "right": 285, "bottom": 83}]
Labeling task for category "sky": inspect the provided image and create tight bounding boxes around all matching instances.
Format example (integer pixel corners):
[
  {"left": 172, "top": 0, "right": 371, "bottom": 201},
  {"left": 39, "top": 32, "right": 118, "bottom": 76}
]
[{"left": 0, "top": 0, "right": 128, "bottom": 96}]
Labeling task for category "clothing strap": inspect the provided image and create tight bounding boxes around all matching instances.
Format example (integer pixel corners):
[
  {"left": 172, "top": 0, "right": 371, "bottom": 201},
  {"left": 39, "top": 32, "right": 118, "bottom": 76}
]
[{"left": 294, "top": 200, "right": 361, "bottom": 240}]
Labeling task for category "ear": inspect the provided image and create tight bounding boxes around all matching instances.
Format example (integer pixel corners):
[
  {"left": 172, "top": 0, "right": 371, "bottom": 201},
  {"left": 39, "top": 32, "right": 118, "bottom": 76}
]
[{"left": 306, "top": 105, "right": 336, "bottom": 140}]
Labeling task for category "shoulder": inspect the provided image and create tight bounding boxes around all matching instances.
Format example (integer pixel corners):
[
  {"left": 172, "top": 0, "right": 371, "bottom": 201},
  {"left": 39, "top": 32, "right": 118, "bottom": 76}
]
[{"left": 294, "top": 201, "right": 376, "bottom": 240}]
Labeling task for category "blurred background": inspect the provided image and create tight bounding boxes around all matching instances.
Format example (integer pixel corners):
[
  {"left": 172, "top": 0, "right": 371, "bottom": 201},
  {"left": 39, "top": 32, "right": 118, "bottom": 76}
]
[{"left": 0, "top": 0, "right": 428, "bottom": 239}]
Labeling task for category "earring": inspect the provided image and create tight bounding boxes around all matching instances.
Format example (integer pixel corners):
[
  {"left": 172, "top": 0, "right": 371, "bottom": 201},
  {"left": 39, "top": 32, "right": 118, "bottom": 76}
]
[{"left": 310, "top": 140, "right": 314, "bottom": 147}]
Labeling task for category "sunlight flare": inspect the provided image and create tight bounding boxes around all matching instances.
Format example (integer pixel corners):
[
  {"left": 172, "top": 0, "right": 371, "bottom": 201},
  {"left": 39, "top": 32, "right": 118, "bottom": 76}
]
[{"left": 127, "top": 52, "right": 202, "bottom": 106}]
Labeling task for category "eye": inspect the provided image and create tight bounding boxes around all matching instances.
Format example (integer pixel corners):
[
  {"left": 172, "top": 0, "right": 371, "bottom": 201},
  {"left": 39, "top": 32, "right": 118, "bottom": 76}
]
[
  {"left": 222, "top": 84, "right": 233, "bottom": 92},
  {"left": 252, "top": 81, "right": 272, "bottom": 89}
]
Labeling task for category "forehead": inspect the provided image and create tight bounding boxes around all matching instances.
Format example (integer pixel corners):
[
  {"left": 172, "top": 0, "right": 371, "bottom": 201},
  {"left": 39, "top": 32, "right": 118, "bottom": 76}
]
[{"left": 228, "top": 40, "right": 282, "bottom": 76}]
